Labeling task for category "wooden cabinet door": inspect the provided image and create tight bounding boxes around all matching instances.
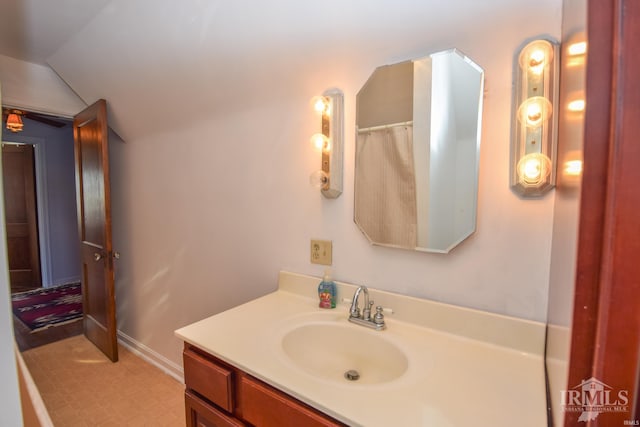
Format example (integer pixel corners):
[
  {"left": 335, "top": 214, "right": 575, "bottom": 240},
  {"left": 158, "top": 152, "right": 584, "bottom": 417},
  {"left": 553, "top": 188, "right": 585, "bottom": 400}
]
[{"left": 183, "top": 347, "right": 234, "bottom": 412}]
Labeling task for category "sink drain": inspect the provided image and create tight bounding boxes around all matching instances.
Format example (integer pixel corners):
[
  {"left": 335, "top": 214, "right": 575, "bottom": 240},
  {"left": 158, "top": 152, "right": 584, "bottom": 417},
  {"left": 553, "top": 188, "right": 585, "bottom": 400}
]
[{"left": 344, "top": 369, "right": 360, "bottom": 381}]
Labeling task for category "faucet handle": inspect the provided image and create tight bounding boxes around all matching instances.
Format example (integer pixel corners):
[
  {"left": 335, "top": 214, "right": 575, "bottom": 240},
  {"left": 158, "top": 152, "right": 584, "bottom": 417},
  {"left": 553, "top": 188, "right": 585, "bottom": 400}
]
[
  {"left": 373, "top": 306, "right": 385, "bottom": 325},
  {"left": 363, "top": 300, "right": 374, "bottom": 321}
]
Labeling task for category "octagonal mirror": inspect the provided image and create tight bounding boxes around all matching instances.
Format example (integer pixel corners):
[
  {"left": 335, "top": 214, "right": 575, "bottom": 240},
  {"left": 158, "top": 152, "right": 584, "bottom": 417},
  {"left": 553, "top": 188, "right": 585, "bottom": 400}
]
[{"left": 355, "top": 49, "right": 484, "bottom": 253}]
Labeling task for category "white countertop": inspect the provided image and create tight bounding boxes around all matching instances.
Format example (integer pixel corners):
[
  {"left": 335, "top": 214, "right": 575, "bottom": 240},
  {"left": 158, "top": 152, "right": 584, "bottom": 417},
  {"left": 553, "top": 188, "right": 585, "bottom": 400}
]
[{"left": 175, "top": 271, "right": 547, "bottom": 427}]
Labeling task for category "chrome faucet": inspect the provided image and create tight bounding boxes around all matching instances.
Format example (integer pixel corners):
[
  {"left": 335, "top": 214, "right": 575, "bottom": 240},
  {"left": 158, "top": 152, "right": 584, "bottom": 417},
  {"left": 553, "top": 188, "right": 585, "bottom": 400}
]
[{"left": 348, "top": 286, "right": 386, "bottom": 330}]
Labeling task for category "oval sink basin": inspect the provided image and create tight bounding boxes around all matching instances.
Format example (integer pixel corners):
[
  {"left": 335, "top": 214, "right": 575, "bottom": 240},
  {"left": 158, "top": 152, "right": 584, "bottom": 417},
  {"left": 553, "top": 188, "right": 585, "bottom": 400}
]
[{"left": 280, "top": 322, "right": 408, "bottom": 385}]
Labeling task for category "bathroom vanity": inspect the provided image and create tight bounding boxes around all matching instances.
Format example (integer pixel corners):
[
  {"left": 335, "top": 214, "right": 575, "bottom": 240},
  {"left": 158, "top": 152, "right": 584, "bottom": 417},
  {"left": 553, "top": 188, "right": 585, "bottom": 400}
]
[{"left": 175, "top": 272, "right": 547, "bottom": 426}]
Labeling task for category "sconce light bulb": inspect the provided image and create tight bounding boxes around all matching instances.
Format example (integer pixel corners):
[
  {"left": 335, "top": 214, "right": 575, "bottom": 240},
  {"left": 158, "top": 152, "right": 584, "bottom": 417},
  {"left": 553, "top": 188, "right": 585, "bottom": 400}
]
[
  {"left": 519, "top": 40, "right": 553, "bottom": 76},
  {"left": 517, "top": 153, "right": 552, "bottom": 185},
  {"left": 526, "top": 103, "right": 543, "bottom": 123},
  {"left": 528, "top": 49, "right": 546, "bottom": 71},
  {"left": 523, "top": 158, "right": 542, "bottom": 180},
  {"left": 311, "top": 96, "right": 330, "bottom": 114},
  {"left": 310, "top": 133, "right": 330, "bottom": 152},
  {"left": 518, "top": 97, "right": 552, "bottom": 127}
]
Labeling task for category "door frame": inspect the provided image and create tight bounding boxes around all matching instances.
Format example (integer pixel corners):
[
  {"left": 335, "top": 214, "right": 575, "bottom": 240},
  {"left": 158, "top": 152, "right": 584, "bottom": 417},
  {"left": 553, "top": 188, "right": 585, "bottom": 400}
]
[{"left": 565, "top": 0, "right": 640, "bottom": 425}]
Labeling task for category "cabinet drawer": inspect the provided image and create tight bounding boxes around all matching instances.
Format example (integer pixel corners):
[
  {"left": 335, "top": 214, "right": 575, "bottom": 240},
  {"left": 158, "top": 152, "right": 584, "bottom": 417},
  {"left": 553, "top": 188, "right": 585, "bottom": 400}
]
[
  {"left": 237, "top": 374, "right": 344, "bottom": 427},
  {"left": 184, "top": 347, "right": 234, "bottom": 412},
  {"left": 185, "top": 391, "right": 246, "bottom": 427}
]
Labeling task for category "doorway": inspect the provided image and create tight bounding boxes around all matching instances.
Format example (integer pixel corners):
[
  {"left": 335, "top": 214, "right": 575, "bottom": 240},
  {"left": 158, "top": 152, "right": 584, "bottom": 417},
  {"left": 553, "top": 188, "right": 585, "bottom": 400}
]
[
  {"left": 1, "top": 109, "right": 83, "bottom": 350},
  {"left": 2, "top": 143, "right": 41, "bottom": 293},
  {"left": 2, "top": 110, "right": 81, "bottom": 290}
]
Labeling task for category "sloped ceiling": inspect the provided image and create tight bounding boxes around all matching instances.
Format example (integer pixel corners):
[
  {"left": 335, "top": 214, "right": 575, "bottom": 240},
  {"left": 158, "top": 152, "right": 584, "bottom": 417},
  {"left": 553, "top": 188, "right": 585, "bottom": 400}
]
[
  {"left": 49, "top": 0, "right": 444, "bottom": 141},
  {"left": 42, "top": 0, "right": 552, "bottom": 142},
  {"left": 0, "top": 0, "right": 110, "bottom": 64},
  {"left": 1, "top": 0, "right": 561, "bottom": 142}
]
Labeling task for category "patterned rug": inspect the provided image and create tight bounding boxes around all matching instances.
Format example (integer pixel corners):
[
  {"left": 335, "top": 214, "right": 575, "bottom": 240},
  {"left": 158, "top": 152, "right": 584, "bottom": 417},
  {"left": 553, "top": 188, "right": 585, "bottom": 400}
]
[{"left": 12, "top": 283, "right": 83, "bottom": 332}]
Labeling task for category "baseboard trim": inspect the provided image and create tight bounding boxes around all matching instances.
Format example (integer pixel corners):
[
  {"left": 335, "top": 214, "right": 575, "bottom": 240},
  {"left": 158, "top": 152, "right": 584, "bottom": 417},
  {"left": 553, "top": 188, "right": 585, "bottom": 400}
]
[
  {"left": 48, "top": 277, "right": 82, "bottom": 288},
  {"left": 117, "top": 330, "right": 184, "bottom": 383}
]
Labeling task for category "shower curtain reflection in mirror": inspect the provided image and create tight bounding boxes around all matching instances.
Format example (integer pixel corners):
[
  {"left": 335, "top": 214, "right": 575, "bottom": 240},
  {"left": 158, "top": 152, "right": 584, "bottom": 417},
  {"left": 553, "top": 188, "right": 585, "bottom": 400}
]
[{"left": 355, "top": 125, "right": 418, "bottom": 249}]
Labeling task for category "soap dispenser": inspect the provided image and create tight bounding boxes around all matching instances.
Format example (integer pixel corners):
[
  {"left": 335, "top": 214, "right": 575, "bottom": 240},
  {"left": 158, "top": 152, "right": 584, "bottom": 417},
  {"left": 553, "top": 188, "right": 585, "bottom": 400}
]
[{"left": 318, "top": 268, "right": 337, "bottom": 309}]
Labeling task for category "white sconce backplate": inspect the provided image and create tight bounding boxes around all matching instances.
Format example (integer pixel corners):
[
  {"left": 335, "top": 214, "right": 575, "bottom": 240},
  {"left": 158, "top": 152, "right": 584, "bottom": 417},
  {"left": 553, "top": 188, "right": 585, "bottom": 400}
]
[{"left": 510, "top": 38, "right": 560, "bottom": 197}]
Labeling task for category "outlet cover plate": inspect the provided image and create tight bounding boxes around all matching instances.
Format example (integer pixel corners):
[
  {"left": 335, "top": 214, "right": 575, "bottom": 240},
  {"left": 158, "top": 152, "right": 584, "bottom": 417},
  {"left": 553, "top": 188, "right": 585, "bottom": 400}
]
[{"left": 310, "top": 240, "right": 332, "bottom": 265}]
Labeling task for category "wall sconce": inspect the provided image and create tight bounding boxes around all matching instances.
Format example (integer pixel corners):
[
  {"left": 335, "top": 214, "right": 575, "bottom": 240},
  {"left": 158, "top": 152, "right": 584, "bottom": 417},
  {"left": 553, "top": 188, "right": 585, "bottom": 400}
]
[
  {"left": 6, "top": 110, "right": 24, "bottom": 133},
  {"left": 309, "top": 88, "right": 343, "bottom": 198},
  {"left": 510, "top": 38, "right": 559, "bottom": 197}
]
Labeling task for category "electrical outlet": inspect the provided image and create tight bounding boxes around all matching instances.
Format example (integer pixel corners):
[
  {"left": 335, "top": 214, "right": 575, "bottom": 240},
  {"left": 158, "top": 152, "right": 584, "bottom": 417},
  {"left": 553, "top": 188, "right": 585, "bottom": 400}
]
[{"left": 310, "top": 239, "right": 332, "bottom": 265}]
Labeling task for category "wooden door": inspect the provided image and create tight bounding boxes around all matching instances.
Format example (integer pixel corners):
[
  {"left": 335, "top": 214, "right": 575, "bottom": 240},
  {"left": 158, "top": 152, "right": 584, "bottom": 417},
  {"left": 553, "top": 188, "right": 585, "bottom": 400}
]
[
  {"left": 1, "top": 144, "right": 41, "bottom": 292},
  {"left": 74, "top": 99, "right": 118, "bottom": 362}
]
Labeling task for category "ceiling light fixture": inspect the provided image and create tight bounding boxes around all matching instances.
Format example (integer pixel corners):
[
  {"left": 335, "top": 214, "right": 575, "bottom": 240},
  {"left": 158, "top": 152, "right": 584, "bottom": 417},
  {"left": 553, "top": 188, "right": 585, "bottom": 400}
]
[{"left": 6, "top": 110, "right": 24, "bottom": 133}]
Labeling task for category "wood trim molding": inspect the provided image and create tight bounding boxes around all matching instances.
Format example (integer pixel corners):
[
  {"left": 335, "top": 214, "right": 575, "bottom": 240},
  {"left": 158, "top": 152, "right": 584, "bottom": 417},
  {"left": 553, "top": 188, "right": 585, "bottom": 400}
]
[
  {"left": 565, "top": 0, "right": 614, "bottom": 398},
  {"left": 593, "top": 0, "right": 640, "bottom": 422}
]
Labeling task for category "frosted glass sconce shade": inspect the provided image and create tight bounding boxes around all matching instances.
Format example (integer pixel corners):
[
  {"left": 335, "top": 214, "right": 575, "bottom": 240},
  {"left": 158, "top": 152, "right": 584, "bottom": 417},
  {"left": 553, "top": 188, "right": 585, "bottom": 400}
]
[
  {"left": 309, "top": 89, "right": 343, "bottom": 198},
  {"left": 510, "top": 38, "right": 559, "bottom": 197}
]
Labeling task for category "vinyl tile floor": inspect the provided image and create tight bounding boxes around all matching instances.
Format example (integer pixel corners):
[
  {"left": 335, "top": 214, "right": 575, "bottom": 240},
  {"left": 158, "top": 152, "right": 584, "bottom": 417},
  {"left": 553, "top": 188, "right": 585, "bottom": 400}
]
[{"left": 22, "top": 335, "right": 185, "bottom": 426}]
